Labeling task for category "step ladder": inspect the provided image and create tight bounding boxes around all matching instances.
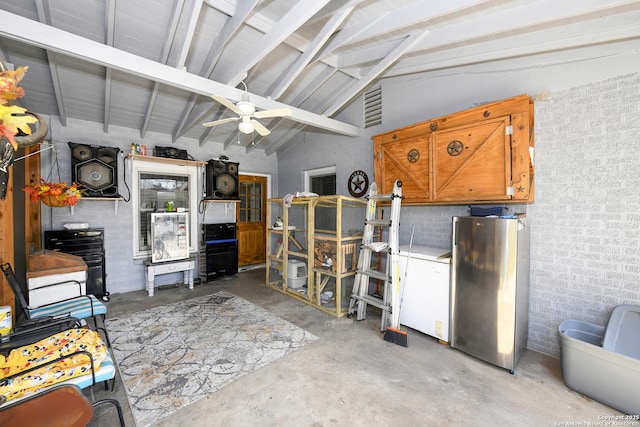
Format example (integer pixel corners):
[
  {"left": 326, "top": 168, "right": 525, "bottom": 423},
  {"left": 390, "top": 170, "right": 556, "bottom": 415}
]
[{"left": 348, "top": 179, "right": 402, "bottom": 332}]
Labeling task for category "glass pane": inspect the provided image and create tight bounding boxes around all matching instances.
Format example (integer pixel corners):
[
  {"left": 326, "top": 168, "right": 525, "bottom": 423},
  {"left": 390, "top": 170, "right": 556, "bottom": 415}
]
[
  {"left": 311, "top": 174, "right": 336, "bottom": 195},
  {"left": 138, "top": 172, "right": 190, "bottom": 252},
  {"left": 240, "top": 183, "right": 248, "bottom": 209},
  {"left": 238, "top": 181, "right": 263, "bottom": 223}
]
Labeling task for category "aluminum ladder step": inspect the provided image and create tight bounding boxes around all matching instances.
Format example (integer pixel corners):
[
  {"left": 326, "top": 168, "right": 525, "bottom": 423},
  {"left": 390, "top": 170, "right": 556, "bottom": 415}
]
[
  {"left": 356, "top": 269, "right": 389, "bottom": 282},
  {"left": 348, "top": 179, "right": 403, "bottom": 332}
]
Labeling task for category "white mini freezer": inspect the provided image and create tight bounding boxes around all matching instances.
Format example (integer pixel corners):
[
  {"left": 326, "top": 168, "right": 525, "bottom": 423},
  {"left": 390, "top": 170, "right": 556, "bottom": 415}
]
[{"left": 399, "top": 245, "right": 451, "bottom": 342}]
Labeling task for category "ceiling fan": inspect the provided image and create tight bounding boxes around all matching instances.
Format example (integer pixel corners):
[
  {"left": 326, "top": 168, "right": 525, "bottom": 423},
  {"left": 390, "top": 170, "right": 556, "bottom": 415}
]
[{"left": 203, "top": 83, "right": 292, "bottom": 136}]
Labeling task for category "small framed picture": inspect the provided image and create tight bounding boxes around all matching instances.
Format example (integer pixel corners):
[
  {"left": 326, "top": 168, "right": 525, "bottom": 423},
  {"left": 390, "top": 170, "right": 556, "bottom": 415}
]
[{"left": 150, "top": 212, "right": 189, "bottom": 263}]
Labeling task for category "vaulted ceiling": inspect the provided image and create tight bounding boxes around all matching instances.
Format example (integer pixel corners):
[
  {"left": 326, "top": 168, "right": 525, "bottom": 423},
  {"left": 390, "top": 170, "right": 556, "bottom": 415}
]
[{"left": 1, "top": 0, "right": 638, "bottom": 155}]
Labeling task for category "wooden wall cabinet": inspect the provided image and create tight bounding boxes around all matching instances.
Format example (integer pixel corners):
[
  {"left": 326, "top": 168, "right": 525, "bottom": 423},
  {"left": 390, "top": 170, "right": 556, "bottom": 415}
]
[{"left": 373, "top": 94, "right": 534, "bottom": 205}]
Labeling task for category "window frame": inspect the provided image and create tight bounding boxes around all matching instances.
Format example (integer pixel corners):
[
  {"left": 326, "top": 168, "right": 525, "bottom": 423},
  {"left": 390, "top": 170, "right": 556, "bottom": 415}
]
[
  {"left": 304, "top": 166, "right": 336, "bottom": 195},
  {"left": 130, "top": 159, "right": 200, "bottom": 259}
]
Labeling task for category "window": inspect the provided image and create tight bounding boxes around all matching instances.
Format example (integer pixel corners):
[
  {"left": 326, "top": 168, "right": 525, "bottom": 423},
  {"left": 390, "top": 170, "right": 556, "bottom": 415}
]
[
  {"left": 131, "top": 158, "right": 200, "bottom": 259},
  {"left": 311, "top": 175, "right": 336, "bottom": 196},
  {"left": 304, "top": 166, "right": 336, "bottom": 196}
]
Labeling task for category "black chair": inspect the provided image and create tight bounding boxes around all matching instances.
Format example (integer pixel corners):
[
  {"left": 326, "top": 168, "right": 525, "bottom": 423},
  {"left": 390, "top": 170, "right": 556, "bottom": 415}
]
[
  {"left": 1, "top": 263, "right": 107, "bottom": 328},
  {"left": 0, "top": 315, "right": 82, "bottom": 352}
]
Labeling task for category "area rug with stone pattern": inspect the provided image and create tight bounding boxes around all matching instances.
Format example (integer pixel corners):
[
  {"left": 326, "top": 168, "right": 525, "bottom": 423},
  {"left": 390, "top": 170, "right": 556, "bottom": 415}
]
[{"left": 105, "top": 292, "right": 317, "bottom": 426}]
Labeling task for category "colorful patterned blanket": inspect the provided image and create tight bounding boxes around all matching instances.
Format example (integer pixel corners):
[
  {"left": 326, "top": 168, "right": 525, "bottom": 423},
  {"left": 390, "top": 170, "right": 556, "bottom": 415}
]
[{"left": 0, "top": 328, "right": 106, "bottom": 401}]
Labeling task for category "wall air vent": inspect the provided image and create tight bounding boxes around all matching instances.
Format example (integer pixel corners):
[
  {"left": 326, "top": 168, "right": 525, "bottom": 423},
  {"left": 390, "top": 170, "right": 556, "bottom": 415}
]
[{"left": 364, "top": 86, "right": 382, "bottom": 128}]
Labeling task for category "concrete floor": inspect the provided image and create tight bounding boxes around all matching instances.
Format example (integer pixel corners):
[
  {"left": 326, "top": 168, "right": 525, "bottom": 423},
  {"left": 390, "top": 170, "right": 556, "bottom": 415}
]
[{"left": 88, "top": 268, "right": 619, "bottom": 427}]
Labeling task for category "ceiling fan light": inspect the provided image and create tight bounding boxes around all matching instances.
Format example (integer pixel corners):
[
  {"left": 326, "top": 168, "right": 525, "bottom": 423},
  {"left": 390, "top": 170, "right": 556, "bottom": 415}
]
[
  {"left": 236, "top": 101, "right": 255, "bottom": 116},
  {"left": 238, "top": 121, "right": 254, "bottom": 134}
]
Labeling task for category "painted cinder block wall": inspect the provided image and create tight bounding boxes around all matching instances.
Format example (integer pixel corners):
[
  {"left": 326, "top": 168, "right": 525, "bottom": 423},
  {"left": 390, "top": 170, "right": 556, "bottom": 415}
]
[
  {"left": 278, "top": 72, "right": 640, "bottom": 357},
  {"left": 40, "top": 119, "right": 278, "bottom": 294}
]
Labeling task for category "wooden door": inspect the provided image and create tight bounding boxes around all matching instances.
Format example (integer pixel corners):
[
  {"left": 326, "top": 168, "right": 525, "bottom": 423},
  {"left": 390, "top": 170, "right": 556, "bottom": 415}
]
[
  {"left": 376, "top": 134, "right": 431, "bottom": 201},
  {"left": 432, "top": 116, "right": 512, "bottom": 202},
  {"left": 236, "top": 175, "right": 267, "bottom": 266}
]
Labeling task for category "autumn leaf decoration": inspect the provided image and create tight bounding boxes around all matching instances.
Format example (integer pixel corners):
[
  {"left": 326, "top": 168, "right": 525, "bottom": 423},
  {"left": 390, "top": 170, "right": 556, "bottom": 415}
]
[
  {"left": 0, "top": 66, "right": 37, "bottom": 150},
  {"left": 24, "top": 179, "right": 86, "bottom": 207}
]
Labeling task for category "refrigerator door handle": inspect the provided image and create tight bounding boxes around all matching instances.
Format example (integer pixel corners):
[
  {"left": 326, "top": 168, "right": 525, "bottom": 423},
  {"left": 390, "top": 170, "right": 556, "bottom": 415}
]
[{"left": 453, "top": 221, "right": 459, "bottom": 246}]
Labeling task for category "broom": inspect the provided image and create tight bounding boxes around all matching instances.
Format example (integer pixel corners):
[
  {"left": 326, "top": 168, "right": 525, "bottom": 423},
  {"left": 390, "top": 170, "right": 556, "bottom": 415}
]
[{"left": 383, "top": 225, "right": 414, "bottom": 347}]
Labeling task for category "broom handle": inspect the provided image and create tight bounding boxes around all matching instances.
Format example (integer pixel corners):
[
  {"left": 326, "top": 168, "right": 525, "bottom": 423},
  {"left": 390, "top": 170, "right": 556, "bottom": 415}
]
[{"left": 397, "top": 224, "right": 415, "bottom": 321}]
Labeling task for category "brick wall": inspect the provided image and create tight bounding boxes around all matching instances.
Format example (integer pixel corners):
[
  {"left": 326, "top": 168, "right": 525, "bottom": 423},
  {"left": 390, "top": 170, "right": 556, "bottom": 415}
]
[
  {"left": 527, "top": 72, "right": 640, "bottom": 355},
  {"left": 278, "top": 72, "right": 639, "bottom": 356}
]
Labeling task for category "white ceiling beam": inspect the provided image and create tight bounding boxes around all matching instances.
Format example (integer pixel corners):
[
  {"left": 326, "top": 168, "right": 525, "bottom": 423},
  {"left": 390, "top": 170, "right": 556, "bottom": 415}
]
[
  {"left": 245, "top": 67, "right": 338, "bottom": 152},
  {"left": 0, "top": 10, "right": 360, "bottom": 137},
  {"left": 310, "top": 12, "right": 384, "bottom": 66},
  {"left": 386, "top": 18, "right": 640, "bottom": 78},
  {"left": 103, "top": 0, "right": 116, "bottom": 133},
  {"left": 313, "top": 0, "right": 490, "bottom": 63},
  {"left": 264, "top": 124, "right": 304, "bottom": 156},
  {"left": 219, "top": 0, "right": 331, "bottom": 87},
  {"left": 220, "top": 130, "right": 239, "bottom": 149},
  {"left": 205, "top": 0, "right": 359, "bottom": 80},
  {"left": 35, "top": 0, "right": 66, "bottom": 126},
  {"left": 287, "top": 67, "right": 338, "bottom": 108},
  {"left": 322, "top": 30, "right": 428, "bottom": 117},
  {"left": 333, "top": 0, "right": 640, "bottom": 77},
  {"left": 336, "top": 39, "right": 399, "bottom": 69},
  {"left": 176, "top": 0, "right": 204, "bottom": 70},
  {"left": 307, "top": 1, "right": 361, "bottom": 23},
  {"left": 203, "top": 0, "right": 233, "bottom": 15},
  {"left": 197, "top": 107, "right": 223, "bottom": 146},
  {"left": 173, "top": 0, "right": 258, "bottom": 141},
  {"left": 172, "top": 97, "right": 200, "bottom": 141},
  {"left": 203, "top": 0, "right": 258, "bottom": 77},
  {"left": 143, "top": 0, "right": 186, "bottom": 138},
  {"left": 402, "top": 0, "right": 640, "bottom": 59},
  {"left": 267, "top": 1, "right": 357, "bottom": 100}
]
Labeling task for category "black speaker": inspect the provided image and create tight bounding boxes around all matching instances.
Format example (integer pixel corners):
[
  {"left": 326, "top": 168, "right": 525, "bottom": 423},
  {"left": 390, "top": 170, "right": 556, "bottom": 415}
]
[
  {"left": 205, "top": 159, "right": 239, "bottom": 200},
  {"left": 153, "top": 146, "right": 188, "bottom": 160},
  {"left": 68, "top": 142, "right": 120, "bottom": 198}
]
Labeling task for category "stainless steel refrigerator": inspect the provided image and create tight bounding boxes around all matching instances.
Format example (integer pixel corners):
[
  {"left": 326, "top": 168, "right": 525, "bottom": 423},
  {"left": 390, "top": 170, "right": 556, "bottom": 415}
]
[{"left": 450, "top": 216, "right": 530, "bottom": 373}]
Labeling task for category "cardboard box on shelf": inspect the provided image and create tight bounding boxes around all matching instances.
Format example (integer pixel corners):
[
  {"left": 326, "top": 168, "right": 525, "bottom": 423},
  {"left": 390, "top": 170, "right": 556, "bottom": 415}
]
[{"left": 313, "top": 239, "right": 357, "bottom": 274}]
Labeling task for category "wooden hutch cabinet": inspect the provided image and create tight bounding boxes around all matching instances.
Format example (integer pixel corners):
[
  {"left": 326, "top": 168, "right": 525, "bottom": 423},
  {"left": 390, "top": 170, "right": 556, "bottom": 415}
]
[{"left": 373, "top": 94, "right": 534, "bottom": 205}]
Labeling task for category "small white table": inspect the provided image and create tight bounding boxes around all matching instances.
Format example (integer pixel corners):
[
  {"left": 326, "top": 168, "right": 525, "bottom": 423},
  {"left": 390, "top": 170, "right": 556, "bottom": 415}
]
[{"left": 144, "top": 258, "right": 195, "bottom": 297}]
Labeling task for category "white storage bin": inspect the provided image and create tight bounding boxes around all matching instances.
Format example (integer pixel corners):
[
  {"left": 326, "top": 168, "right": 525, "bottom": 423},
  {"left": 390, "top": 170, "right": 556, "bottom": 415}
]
[{"left": 287, "top": 259, "right": 307, "bottom": 289}]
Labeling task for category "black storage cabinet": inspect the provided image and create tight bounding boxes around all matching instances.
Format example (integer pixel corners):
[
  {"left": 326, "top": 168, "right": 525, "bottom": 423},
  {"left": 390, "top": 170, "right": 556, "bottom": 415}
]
[
  {"left": 202, "top": 223, "right": 238, "bottom": 281},
  {"left": 44, "top": 229, "right": 109, "bottom": 301}
]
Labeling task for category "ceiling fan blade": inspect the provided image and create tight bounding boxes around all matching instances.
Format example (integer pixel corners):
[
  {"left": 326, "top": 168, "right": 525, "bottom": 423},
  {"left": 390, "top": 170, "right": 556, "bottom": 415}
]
[
  {"left": 202, "top": 117, "right": 239, "bottom": 127},
  {"left": 251, "top": 119, "right": 271, "bottom": 136},
  {"left": 253, "top": 107, "right": 292, "bottom": 119},
  {"left": 211, "top": 95, "right": 242, "bottom": 115}
]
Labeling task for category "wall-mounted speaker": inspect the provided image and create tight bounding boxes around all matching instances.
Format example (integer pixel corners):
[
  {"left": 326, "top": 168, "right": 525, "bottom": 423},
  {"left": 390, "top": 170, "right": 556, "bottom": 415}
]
[
  {"left": 205, "top": 159, "right": 239, "bottom": 200},
  {"left": 68, "top": 142, "right": 120, "bottom": 198}
]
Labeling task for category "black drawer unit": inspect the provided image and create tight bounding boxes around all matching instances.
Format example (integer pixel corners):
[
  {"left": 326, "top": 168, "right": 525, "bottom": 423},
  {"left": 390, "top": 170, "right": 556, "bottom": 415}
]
[
  {"left": 202, "top": 223, "right": 238, "bottom": 281},
  {"left": 44, "top": 229, "right": 109, "bottom": 301}
]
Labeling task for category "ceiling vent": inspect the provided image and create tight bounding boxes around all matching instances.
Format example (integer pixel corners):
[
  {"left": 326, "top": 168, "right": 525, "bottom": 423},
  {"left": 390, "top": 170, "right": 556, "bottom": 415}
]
[{"left": 364, "top": 86, "right": 382, "bottom": 128}]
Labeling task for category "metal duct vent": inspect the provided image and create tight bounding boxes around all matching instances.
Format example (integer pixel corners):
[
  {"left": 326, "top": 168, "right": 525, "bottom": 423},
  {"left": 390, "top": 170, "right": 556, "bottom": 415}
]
[{"left": 364, "top": 86, "right": 382, "bottom": 128}]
